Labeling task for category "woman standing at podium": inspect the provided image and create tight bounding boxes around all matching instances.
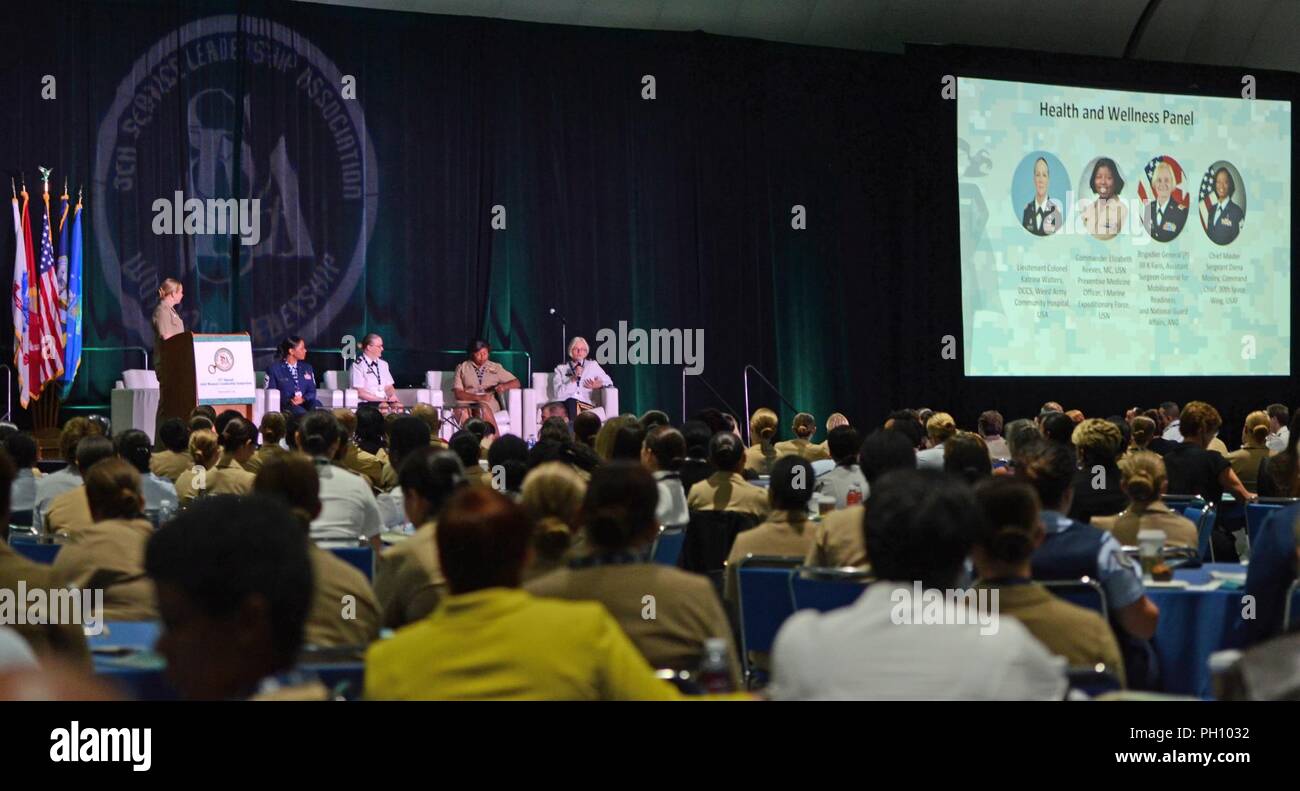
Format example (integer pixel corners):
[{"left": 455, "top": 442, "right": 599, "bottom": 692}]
[{"left": 151, "top": 279, "right": 185, "bottom": 443}]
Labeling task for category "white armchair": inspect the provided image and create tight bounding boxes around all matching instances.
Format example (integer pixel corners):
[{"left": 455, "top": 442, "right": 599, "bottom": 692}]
[
  {"left": 111, "top": 369, "right": 160, "bottom": 441},
  {"left": 425, "top": 371, "right": 522, "bottom": 438},
  {"left": 526, "top": 372, "right": 620, "bottom": 438},
  {"left": 321, "top": 370, "right": 432, "bottom": 412},
  {"left": 253, "top": 371, "right": 281, "bottom": 425}
]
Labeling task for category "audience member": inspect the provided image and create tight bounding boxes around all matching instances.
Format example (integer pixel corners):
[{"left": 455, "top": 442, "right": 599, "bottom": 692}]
[
  {"left": 642, "top": 425, "right": 689, "bottom": 527},
  {"left": 115, "top": 429, "right": 179, "bottom": 512},
  {"left": 1093, "top": 451, "right": 1197, "bottom": 547},
  {"left": 726, "top": 456, "right": 817, "bottom": 602},
  {"left": 915, "top": 412, "right": 956, "bottom": 470},
  {"left": 770, "top": 468, "right": 1067, "bottom": 700},
  {"left": 297, "top": 411, "right": 383, "bottom": 548},
  {"left": 519, "top": 462, "right": 588, "bottom": 581},
  {"left": 1068, "top": 418, "right": 1128, "bottom": 524},
  {"left": 942, "top": 431, "right": 992, "bottom": 484},
  {"left": 687, "top": 432, "right": 771, "bottom": 520},
  {"left": 39, "top": 436, "right": 115, "bottom": 536},
  {"left": 365, "top": 487, "right": 684, "bottom": 700},
  {"left": 775, "top": 412, "right": 830, "bottom": 461},
  {"left": 978, "top": 410, "right": 1010, "bottom": 459}
]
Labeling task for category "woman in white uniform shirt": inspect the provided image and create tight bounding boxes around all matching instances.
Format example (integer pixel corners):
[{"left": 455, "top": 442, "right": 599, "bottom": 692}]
[
  {"left": 295, "top": 410, "right": 383, "bottom": 549},
  {"left": 551, "top": 336, "right": 613, "bottom": 421}
]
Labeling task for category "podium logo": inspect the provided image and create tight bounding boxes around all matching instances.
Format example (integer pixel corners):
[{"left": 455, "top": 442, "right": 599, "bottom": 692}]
[
  {"left": 50, "top": 721, "right": 151, "bottom": 772},
  {"left": 151, "top": 191, "right": 261, "bottom": 246}
]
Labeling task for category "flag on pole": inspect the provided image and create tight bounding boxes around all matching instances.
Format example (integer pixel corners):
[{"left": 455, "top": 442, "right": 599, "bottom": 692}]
[
  {"left": 33, "top": 180, "right": 65, "bottom": 397},
  {"left": 10, "top": 181, "right": 32, "bottom": 408},
  {"left": 56, "top": 183, "right": 70, "bottom": 327},
  {"left": 21, "top": 185, "right": 41, "bottom": 403},
  {"left": 60, "top": 190, "right": 84, "bottom": 400}
]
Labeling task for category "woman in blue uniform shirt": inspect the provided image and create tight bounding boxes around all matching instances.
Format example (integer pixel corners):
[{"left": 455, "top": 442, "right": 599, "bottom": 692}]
[{"left": 266, "top": 336, "right": 322, "bottom": 416}]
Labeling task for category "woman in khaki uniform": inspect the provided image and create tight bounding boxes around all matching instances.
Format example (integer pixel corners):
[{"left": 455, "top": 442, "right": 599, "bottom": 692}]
[
  {"left": 174, "top": 430, "right": 220, "bottom": 507},
  {"left": 452, "top": 339, "right": 520, "bottom": 434},
  {"left": 744, "top": 408, "right": 779, "bottom": 475},
  {"left": 151, "top": 279, "right": 185, "bottom": 440},
  {"left": 1226, "top": 411, "right": 1271, "bottom": 493},
  {"left": 773, "top": 412, "right": 831, "bottom": 461},
  {"left": 1093, "top": 451, "right": 1198, "bottom": 547},
  {"left": 209, "top": 418, "right": 258, "bottom": 496},
  {"left": 253, "top": 454, "right": 381, "bottom": 648},
  {"left": 52, "top": 459, "right": 156, "bottom": 621},
  {"left": 526, "top": 461, "right": 740, "bottom": 685}
]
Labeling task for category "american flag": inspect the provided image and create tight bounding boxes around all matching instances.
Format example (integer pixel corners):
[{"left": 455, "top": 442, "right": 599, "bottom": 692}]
[
  {"left": 1197, "top": 165, "right": 1223, "bottom": 225},
  {"left": 32, "top": 190, "right": 65, "bottom": 398},
  {"left": 1135, "top": 155, "right": 1188, "bottom": 209}
]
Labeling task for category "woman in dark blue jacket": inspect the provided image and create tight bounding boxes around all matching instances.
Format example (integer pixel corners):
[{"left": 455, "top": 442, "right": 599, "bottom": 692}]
[{"left": 266, "top": 336, "right": 321, "bottom": 416}]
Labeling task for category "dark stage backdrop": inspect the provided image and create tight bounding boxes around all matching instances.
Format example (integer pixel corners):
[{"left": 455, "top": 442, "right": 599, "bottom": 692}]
[{"left": 0, "top": 0, "right": 1295, "bottom": 443}]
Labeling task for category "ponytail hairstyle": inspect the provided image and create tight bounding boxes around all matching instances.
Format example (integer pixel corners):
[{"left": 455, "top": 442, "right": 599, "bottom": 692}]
[
  {"left": 1118, "top": 450, "right": 1166, "bottom": 507},
  {"left": 84, "top": 458, "right": 145, "bottom": 522},
  {"left": 277, "top": 335, "right": 304, "bottom": 361},
  {"left": 972, "top": 477, "right": 1042, "bottom": 566},
  {"left": 1243, "top": 410, "right": 1270, "bottom": 448},
  {"left": 188, "top": 430, "right": 221, "bottom": 469},
  {"left": 520, "top": 462, "right": 587, "bottom": 560},
  {"left": 297, "top": 410, "right": 341, "bottom": 458},
  {"left": 253, "top": 454, "right": 322, "bottom": 533},
  {"left": 114, "top": 429, "right": 153, "bottom": 475},
  {"left": 219, "top": 417, "right": 257, "bottom": 454},
  {"left": 749, "top": 408, "right": 779, "bottom": 447},
  {"left": 579, "top": 460, "right": 658, "bottom": 552},
  {"left": 157, "top": 278, "right": 182, "bottom": 303}
]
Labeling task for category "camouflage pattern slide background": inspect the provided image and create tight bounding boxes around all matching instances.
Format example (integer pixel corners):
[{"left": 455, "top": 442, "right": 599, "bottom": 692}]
[{"left": 958, "top": 77, "right": 1291, "bottom": 377}]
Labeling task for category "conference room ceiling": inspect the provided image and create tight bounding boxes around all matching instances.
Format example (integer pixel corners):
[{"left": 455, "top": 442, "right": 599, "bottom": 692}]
[{"left": 296, "top": 0, "right": 1299, "bottom": 73}]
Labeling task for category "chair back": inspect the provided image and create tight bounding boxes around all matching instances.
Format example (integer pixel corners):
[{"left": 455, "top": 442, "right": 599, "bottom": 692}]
[
  {"left": 1245, "top": 502, "right": 1284, "bottom": 549},
  {"left": 650, "top": 525, "right": 686, "bottom": 566},
  {"left": 1285, "top": 580, "right": 1300, "bottom": 633},
  {"left": 789, "top": 566, "right": 872, "bottom": 612},
  {"left": 680, "top": 509, "right": 758, "bottom": 575},
  {"left": 1182, "top": 504, "right": 1217, "bottom": 561},
  {"left": 329, "top": 545, "right": 374, "bottom": 580},
  {"left": 426, "top": 371, "right": 457, "bottom": 392},
  {"left": 735, "top": 555, "right": 803, "bottom": 684},
  {"left": 1041, "top": 577, "right": 1108, "bottom": 619},
  {"left": 323, "top": 370, "right": 350, "bottom": 390}
]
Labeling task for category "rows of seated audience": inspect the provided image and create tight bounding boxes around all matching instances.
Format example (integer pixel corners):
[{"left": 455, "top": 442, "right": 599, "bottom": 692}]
[{"left": 0, "top": 396, "right": 1297, "bottom": 700}]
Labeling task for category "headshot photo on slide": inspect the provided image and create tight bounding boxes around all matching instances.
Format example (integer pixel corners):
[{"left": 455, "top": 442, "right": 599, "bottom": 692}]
[
  {"left": 1199, "top": 161, "right": 1246, "bottom": 246},
  {"left": 1012, "top": 152, "right": 1066, "bottom": 237},
  {"left": 1078, "top": 156, "right": 1127, "bottom": 240},
  {"left": 1137, "top": 155, "right": 1190, "bottom": 242}
]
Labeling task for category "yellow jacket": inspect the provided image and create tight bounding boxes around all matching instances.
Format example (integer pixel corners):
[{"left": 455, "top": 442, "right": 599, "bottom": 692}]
[{"left": 365, "top": 587, "right": 683, "bottom": 700}]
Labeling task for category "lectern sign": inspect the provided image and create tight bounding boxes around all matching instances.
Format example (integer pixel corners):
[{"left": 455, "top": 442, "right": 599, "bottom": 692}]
[{"left": 192, "top": 334, "right": 255, "bottom": 404}]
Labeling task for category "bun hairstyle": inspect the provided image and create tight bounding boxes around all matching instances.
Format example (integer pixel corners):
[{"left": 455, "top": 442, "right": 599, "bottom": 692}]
[
  {"left": 792, "top": 412, "right": 816, "bottom": 439},
  {"left": 113, "top": 429, "right": 153, "bottom": 474},
  {"left": 1130, "top": 415, "right": 1157, "bottom": 447},
  {"left": 973, "top": 477, "right": 1041, "bottom": 566},
  {"left": 520, "top": 462, "right": 586, "bottom": 560},
  {"left": 580, "top": 461, "right": 658, "bottom": 551},
  {"left": 219, "top": 417, "right": 257, "bottom": 453},
  {"left": 84, "top": 458, "right": 144, "bottom": 521},
  {"left": 750, "top": 408, "right": 779, "bottom": 445},
  {"left": 260, "top": 411, "right": 288, "bottom": 444},
  {"left": 276, "top": 336, "right": 304, "bottom": 360},
  {"left": 157, "top": 278, "right": 182, "bottom": 301},
  {"left": 298, "top": 410, "right": 341, "bottom": 457},
  {"left": 1118, "top": 450, "right": 1166, "bottom": 505},
  {"left": 188, "top": 430, "right": 221, "bottom": 469},
  {"left": 1244, "top": 410, "right": 1270, "bottom": 446}
]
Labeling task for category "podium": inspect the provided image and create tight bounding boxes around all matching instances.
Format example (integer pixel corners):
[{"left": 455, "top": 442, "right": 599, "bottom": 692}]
[{"left": 158, "top": 332, "right": 257, "bottom": 422}]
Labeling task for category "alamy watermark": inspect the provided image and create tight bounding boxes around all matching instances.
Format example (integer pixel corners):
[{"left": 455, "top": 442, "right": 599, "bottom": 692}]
[
  {"left": 593, "top": 321, "right": 703, "bottom": 374},
  {"left": 151, "top": 191, "right": 261, "bottom": 246},
  {"left": 0, "top": 582, "right": 104, "bottom": 636},
  {"left": 888, "top": 582, "right": 1000, "bottom": 636}
]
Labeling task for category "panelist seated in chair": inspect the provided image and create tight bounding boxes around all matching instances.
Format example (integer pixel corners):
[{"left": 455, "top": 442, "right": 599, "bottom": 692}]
[
  {"left": 453, "top": 338, "right": 520, "bottom": 433},
  {"left": 551, "top": 336, "right": 613, "bottom": 420},
  {"left": 266, "top": 336, "right": 322, "bottom": 416},
  {"left": 349, "top": 333, "right": 403, "bottom": 413}
]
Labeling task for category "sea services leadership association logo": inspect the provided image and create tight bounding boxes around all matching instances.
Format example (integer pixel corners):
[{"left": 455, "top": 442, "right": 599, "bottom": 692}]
[{"left": 93, "top": 14, "right": 377, "bottom": 347}]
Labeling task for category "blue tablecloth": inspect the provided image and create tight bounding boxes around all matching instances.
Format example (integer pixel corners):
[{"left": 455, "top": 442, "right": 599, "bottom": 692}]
[{"left": 1148, "top": 562, "right": 1246, "bottom": 699}]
